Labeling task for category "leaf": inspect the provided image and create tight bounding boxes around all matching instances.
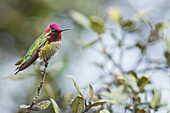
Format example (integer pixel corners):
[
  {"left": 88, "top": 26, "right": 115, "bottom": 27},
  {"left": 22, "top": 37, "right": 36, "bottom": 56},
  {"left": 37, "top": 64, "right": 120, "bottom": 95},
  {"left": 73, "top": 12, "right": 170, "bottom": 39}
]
[
  {"left": 128, "top": 70, "right": 138, "bottom": 81},
  {"left": 19, "top": 104, "right": 30, "bottom": 109},
  {"left": 137, "top": 76, "right": 150, "bottom": 90},
  {"left": 0, "top": 74, "right": 34, "bottom": 80},
  {"left": 101, "top": 86, "right": 128, "bottom": 104},
  {"left": 148, "top": 30, "right": 159, "bottom": 43},
  {"left": 50, "top": 98, "right": 61, "bottom": 113},
  {"left": 120, "top": 20, "right": 135, "bottom": 31},
  {"left": 69, "top": 10, "right": 90, "bottom": 28},
  {"left": 168, "top": 109, "right": 170, "bottom": 113},
  {"left": 112, "top": 72, "right": 137, "bottom": 92},
  {"left": 137, "top": 110, "right": 146, "bottom": 113},
  {"left": 165, "top": 51, "right": 170, "bottom": 67},
  {"left": 108, "top": 7, "right": 121, "bottom": 23},
  {"left": 90, "top": 100, "right": 116, "bottom": 107},
  {"left": 84, "top": 40, "right": 97, "bottom": 48},
  {"left": 65, "top": 75, "right": 84, "bottom": 98},
  {"left": 150, "top": 91, "right": 161, "bottom": 109},
  {"left": 89, "top": 84, "right": 93, "bottom": 101},
  {"left": 93, "top": 62, "right": 104, "bottom": 69},
  {"left": 31, "top": 100, "right": 51, "bottom": 111},
  {"left": 90, "top": 16, "right": 105, "bottom": 34},
  {"left": 20, "top": 100, "right": 51, "bottom": 111},
  {"left": 76, "top": 38, "right": 86, "bottom": 46},
  {"left": 100, "top": 109, "right": 110, "bottom": 113},
  {"left": 156, "top": 22, "right": 170, "bottom": 31},
  {"left": 70, "top": 96, "right": 84, "bottom": 113}
]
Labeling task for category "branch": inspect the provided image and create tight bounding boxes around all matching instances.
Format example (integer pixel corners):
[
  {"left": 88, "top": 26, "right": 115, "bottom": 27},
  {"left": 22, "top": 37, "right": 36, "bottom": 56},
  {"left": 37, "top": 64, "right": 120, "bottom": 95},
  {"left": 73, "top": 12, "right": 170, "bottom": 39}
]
[{"left": 26, "top": 60, "right": 49, "bottom": 113}]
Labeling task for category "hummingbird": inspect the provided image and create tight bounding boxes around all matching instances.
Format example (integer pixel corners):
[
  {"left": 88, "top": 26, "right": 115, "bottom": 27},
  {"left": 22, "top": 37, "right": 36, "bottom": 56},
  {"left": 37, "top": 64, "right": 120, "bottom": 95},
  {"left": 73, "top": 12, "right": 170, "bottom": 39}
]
[{"left": 15, "top": 23, "right": 70, "bottom": 75}]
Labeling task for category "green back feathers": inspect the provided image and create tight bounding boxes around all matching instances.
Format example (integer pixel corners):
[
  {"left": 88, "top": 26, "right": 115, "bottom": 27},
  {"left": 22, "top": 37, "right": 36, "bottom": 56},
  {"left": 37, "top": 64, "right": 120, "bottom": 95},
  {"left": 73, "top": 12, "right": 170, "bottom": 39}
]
[{"left": 18, "top": 35, "right": 47, "bottom": 68}]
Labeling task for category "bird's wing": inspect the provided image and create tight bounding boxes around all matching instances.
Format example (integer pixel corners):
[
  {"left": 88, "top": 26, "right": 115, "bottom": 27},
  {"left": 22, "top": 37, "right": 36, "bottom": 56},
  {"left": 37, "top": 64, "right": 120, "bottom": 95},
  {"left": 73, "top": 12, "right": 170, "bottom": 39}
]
[{"left": 15, "top": 35, "right": 47, "bottom": 74}]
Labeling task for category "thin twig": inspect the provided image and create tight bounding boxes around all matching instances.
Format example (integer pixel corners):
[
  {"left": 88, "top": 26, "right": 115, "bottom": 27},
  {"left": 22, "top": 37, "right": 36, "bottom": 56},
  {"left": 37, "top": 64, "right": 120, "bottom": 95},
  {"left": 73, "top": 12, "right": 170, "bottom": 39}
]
[{"left": 26, "top": 60, "right": 49, "bottom": 113}]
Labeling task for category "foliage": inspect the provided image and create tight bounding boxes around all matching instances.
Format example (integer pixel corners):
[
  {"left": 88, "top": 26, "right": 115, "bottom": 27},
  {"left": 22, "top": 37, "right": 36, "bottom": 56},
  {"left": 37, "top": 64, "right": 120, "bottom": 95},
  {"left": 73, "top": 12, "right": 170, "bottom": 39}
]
[
  {"left": 1, "top": 3, "right": 170, "bottom": 113},
  {"left": 67, "top": 8, "right": 170, "bottom": 113}
]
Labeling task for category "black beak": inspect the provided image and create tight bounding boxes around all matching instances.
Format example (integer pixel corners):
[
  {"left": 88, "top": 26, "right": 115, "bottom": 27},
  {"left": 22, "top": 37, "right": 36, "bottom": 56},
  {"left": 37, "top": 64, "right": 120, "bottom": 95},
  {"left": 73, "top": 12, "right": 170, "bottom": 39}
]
[{"left": 60, "top": 28, "right": 71, "bottom": 32}]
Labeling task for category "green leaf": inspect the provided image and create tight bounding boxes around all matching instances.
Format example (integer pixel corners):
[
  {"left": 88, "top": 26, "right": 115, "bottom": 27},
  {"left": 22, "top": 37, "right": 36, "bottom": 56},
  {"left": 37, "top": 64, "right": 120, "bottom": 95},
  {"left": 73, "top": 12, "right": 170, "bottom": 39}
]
[
  {"left": 101, "top": 85, "right": 128, "bottom": 103},
  {"left": 90, "top": 16, "right": 105, "bottom": 34},
  {"left": 0, "top": 74, "right": 34, "bottom": 80},
  {"left": 84, "top": 40, "right": 97, "bottom": 48},
  {"left": 19, "top": 104, "right": 30, "bottom": 109},
  {"left": 165, "top": 51, "right": 170, "bottom": 67},
  {"left": 108, "top": 7, "right": 121, "bottom": 23},
  {"left": 65, "top": 75, "right": 84, "bottom": 98},
  {"left": 89, "top": 84, "right": 93, "bottom": 101},
  {"left": 90, "top": 100, "right": 116, "bottom": 107},
  {"left": 69, "top": 10, "right": 90, "bottom": 28},
  {"left": 120, "top": 20, "right": 136, "bottom": 31},
  {"left": 20, "top": 100, "right": 51, "bottom": 111},
  {"left": 148, "top": 30, "right": 159, "bottom": 43},
  {"left": 50, "top": 98, "right": 61, "bottom": 113},
  {"left": 112, "top": 72, "right": 137, "bottom": 92},
  {"left": 168, "top": 109, "right": 170, "bottom": 113},
  {"left": 128, "top": 70, "right": 138, "bottom": 81},
  {"left": 150, "top": 91, "right": 161, "bottom": 109},
  {"left": 76, "top": 38, "right": 86, "bottom": 46},
  {"left": 70, "top": 96, "right": 84, "bottom": 113},
  {"left": 137, "top": 76, "right": 150, "bottom": 90},
  {"left": 100, "top": 109, "right": 110, "bottom": 113},
  {"left": 31, "top": 100, "right": 51, "bottom": 111},
  {"left": 93, "top": 62, "right": 104, "bottom": 69}
]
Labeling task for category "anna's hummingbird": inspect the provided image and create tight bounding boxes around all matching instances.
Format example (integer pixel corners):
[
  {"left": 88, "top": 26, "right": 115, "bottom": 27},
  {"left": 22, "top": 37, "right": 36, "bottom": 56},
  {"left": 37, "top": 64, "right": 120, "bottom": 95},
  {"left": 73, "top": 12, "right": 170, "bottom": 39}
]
[{"left": 15, "top": 23, "right": 70, "bottom": 75}]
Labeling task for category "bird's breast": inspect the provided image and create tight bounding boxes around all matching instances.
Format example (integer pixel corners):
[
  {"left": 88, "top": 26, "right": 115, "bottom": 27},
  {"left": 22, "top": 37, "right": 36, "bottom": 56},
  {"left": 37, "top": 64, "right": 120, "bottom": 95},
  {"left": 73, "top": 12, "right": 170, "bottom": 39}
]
[{"left": 39, "top": 41, "right": 62, "bottom": 60}]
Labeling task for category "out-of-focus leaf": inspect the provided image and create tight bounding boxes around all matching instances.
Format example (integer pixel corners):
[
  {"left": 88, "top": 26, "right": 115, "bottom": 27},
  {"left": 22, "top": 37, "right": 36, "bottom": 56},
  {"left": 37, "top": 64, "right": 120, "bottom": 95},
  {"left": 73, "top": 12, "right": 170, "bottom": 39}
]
[
  {"left": 137, "top": 110, "right": 146, "bottom": 113},
  {"left": 90, "top": 100, "right": 116, "bottom": 107},
  {"left": 76, "top": 38, "right": 97, "bottom": 48},
  {"left": 70, "top": 96, "right": 84, "bottom": 113},
  {"left": 156, "top": 22, "right": 170, "bottom": 31},
  {"left": 165, "top": 51, "right": 170, "bottom": 68},
  {"left": 21, "top": 100, "right": 51, "bottom": 111},
  {"left": 137, "top": 76, "right": 150, "bottom": 90},
  {"left": 101, "top": 85, "right": 128, "bottom": 103},
  {"left": 150, "top": 91, "right": 161, "bottom": 109},
  {"left": 93, "top": 62, "right": 104, "bottom": 69},
  {"left": 148, "top": 30, "right": 159, "bottom": 43},
  {"left": 128, "top": 70, "right": 138, "bottom": 81},
  {"left": 89, "top": 84, "right": 93, "bottom": 101},
  {"left": 20, "top": 104, "right": 30, "bottom": 109},
  {"left": 100, "top": 109, "right": 110, "bottom": 113},
  {"left": 0, "top": 74, "right": 34, "bottom": 80},
  {"left": 69, "top": 10, "right": 90, "bottom": 28},
  {"left": 112, "top": 72, "right": 137, "bottom": 92},
  {"left": 84, "top": 40, "right": 98, "bottom": 48},
  {"left": 155, "top": 104, "right": 167, "bottom": 109},
  {"left": 90, "top": 16, "right": 105, "bottom": 34},
  {"left": 120, "top": 20, "right": 136, "bottom": 31},
  {"left": 133, "top": 9, "right": 152, "bottom": 27},
  {"left": 44, "top": 82, "right": 55, "bottom": 99},
  {"left": 63, "top": 93, "right": 73, "bottom": 108},
  {"left": 136, "top": 42, "right": 146, "bottom": 53},
  {"left": 137, "top": 104, "right": 149, "bottom": 110},
  {"left": 168, "top": 109, "right": 170, "bottom": 113},
  {"left": 65, "top": 75, "right": 84, "bottom": 98},
  {"left": 108, "top": 7, "right": 121, "bottom": 23},
  {"left": 76, "top": 38, "right": 86, "bottom": 46},
  {"left": 50, "top": 98, "right": 61, "bottom": 113}
]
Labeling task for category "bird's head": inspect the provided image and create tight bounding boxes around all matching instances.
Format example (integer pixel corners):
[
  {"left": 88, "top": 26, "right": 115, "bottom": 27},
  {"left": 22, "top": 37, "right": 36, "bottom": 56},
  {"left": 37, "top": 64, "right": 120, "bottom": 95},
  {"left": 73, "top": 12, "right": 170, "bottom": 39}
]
[{"left": 45, "top": 23, "right": 70, "bottom": 42}]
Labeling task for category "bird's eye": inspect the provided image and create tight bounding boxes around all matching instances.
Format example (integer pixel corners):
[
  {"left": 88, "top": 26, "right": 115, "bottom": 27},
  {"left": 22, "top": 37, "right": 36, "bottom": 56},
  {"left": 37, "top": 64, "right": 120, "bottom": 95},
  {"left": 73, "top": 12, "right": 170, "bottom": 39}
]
[{"left": 51, "top": 29, "right": 55, "bottom": 32}]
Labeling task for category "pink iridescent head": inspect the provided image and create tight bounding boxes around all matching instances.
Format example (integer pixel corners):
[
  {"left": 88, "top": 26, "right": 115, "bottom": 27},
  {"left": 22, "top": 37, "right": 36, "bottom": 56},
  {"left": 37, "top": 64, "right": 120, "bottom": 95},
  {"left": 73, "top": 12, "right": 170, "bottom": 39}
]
[{"left": 45, "top": 23, "right": 70, "bottom": 34}]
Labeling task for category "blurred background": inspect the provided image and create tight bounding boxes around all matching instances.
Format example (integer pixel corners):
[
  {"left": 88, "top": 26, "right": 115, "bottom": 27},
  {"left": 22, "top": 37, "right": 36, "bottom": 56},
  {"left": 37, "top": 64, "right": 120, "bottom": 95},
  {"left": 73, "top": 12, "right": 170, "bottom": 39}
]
[{"left": 0, "top": 0, "right": 170, "bottom": 113}]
